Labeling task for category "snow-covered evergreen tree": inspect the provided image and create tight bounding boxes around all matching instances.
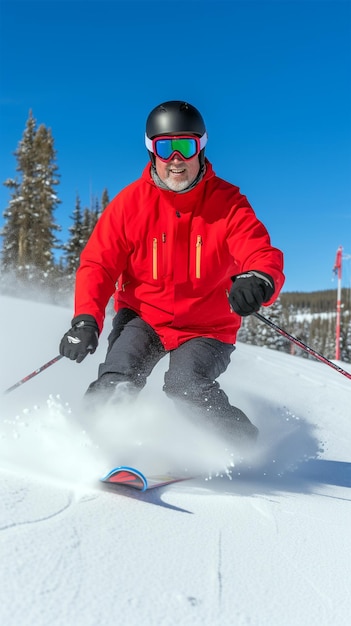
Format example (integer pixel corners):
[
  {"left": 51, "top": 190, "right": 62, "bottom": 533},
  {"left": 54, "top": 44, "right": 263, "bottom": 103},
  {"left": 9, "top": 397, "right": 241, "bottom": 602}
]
[
  {"left": 101, "top": 188, "right": 110, "bottom": 211},
  {"left": 63, "top": 194, "right": 85, "bottom": 279},
  {"left": 81, "top": 207, "right": 95, "bottom": 247},
  {"left": 340, "top": 313, "right": 351, "bottom": 362},
  {"left": 1, "top": 110, "right": 61, "bottom": 284},
  {"left": 259, "top": 298, "right": 289, "bottom": 352},
  {"left": 238, "top": 297, "right": 289, "bottom": 352},
  {"left": 89, "top": 197, "right": 100, "bottom": 232}
]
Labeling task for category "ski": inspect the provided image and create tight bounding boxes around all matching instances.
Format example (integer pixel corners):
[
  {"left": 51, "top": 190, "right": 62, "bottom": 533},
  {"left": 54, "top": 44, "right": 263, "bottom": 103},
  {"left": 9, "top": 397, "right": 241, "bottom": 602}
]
[{"left": 100, "top": 465, "right": 193, "bottom": 492}]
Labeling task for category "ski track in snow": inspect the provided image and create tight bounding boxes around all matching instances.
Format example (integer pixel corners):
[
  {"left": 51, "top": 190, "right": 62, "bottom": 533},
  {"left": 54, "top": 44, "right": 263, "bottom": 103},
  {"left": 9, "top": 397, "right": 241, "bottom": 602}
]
[{"left": 0, "top": 294, "right": 351, "bottom": 626}]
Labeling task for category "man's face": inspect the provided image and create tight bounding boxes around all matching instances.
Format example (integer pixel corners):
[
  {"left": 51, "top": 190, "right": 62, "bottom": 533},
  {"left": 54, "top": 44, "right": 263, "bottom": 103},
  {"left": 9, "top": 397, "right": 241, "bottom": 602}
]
[{"left": 155, "top": 152, "right": 200, "bottom": 192}]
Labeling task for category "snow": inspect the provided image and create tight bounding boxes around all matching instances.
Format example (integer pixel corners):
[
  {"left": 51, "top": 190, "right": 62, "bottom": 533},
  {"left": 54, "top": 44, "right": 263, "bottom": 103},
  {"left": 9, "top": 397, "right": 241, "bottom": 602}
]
[{"left": 0, "top": 293, "right": 350, "bottom": 626}]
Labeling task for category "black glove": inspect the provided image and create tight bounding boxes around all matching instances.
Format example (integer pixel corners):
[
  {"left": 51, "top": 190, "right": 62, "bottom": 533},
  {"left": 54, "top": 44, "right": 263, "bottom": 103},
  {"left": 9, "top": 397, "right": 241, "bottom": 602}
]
[
  {"left": 229, "top": 271, "right": 275, "bottom": 316},
  {"left": 60, "top": 314, "right": 99, "bottom": 363}
]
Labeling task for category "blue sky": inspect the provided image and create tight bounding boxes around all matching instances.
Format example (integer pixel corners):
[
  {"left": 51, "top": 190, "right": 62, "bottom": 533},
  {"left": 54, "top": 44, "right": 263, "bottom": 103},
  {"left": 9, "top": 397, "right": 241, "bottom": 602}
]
[{"left": 1, "top": 0, "right": 350, "bottom": 293}]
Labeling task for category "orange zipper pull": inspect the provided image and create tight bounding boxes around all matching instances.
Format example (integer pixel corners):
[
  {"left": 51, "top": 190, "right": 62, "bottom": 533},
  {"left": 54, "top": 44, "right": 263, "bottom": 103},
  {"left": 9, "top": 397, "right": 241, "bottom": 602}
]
[
  {"left": 153, "top": 238, "right": 158, "bottom": 279},
  {"left": 196, "top": 235, "right": 202, "bottom": 278}
]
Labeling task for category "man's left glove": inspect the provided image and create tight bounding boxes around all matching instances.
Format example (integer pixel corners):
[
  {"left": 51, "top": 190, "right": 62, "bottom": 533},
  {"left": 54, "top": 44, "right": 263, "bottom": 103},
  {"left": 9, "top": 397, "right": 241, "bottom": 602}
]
[
  {"left": 59, "top": 314, "right": 99, "bottom": 363},
  {"left": 229, "top": 271, "right": 275, "bottom": 316}
]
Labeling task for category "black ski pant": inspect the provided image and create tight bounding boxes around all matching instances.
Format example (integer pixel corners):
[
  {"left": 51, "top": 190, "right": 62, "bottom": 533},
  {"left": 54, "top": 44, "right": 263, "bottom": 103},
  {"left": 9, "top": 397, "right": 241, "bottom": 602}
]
[{"left": 86, "top": 309, "right": 258, "bottom": 441}]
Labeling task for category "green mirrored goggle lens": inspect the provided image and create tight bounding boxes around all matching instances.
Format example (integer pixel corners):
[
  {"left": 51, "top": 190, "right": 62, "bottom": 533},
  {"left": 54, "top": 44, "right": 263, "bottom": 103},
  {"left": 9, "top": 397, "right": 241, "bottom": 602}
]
[{"left": 154, "top": 137, "right": 198, "bottom": 160}]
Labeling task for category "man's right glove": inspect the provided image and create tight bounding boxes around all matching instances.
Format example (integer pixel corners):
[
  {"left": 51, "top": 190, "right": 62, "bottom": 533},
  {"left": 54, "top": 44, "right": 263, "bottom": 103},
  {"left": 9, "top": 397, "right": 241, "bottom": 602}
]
[
  {"left": 59, "top": 314, "right": 99, "bottom": 363},
  {"left": 229, "top": 271, "right": 275, "bottom": 316}
]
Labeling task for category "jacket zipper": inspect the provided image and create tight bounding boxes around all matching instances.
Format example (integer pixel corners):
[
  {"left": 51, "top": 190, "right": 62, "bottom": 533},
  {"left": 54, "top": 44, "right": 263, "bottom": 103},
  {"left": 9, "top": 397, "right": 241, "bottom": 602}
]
[
  {"left": 153, "top": 238, "right": 158, "bottom": 279},
  {"left": 196, "top": 235, "right": 202, "bottom": 278},
  {"left": 152, "top": 234, "right": 167, "bottom": 279}
]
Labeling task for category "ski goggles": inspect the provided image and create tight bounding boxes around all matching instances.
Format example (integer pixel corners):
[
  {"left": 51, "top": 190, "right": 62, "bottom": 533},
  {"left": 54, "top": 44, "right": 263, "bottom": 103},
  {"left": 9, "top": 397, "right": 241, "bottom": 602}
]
[{"left": 145, "top": 132, "right": 207, "bottom": 162}]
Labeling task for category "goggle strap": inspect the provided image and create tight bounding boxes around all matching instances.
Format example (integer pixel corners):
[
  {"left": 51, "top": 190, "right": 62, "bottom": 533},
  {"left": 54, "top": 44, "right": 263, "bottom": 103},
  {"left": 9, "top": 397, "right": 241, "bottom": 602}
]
[
  {"left": 144, "top": 132, "right": 208, "bottom": 154},
  {"left": 145, "top": 133, "right": 153, "bottom": 152},
  {"left": 199, "top": 132, "right": 208, "bottom": 150}
]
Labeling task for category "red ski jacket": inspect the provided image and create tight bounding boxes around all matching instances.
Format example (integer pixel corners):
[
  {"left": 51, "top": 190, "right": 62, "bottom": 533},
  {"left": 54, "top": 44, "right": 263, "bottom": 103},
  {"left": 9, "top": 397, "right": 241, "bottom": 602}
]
[{"left": 74, "top": 161, "right": 285, "bottom": 350}]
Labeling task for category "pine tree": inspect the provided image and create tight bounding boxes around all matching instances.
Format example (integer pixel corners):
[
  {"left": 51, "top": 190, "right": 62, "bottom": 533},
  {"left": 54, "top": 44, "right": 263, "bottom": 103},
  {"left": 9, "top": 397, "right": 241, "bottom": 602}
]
[
  {"left": 30, "top": 123, "right": 61, "bottom": 270},
  {"left": 101, "top": 188, "right": 110, "bottom": 211},
  {"left": 81, "top": 207, "right": 94, "bottom": 247},
  {"left": 1, "top": 177, "right": 21, "bottom": 270},
  {"left": 262, "top": 298, "right": 289, "bottom": 352},
  {"left": 90, "top": 197, "right": 100, "bottom": 231},
  {"left": 238, "top": 298, "right": 289, "bottom": 351},
  {"left": 60, "top": 190, "right": 108, "bottom": 293},
  {"left": 1, "top": 110, "right": 61, "bottom": 283},
  {"left": 64, "top": 194, "right": 85, "bottom": 278},
  {"left": 237, "top": 314, "right": 260, "bottom": 345},
  {"left": 339, "top": 312, "right": 351, "bottom": 362}
]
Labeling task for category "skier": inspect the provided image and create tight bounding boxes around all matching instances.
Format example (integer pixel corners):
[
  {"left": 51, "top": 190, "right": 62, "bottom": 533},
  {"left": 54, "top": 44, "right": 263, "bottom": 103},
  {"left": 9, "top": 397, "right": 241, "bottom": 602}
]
[{"left": 60, "top": 100, "right": 285, "bottom": 445}]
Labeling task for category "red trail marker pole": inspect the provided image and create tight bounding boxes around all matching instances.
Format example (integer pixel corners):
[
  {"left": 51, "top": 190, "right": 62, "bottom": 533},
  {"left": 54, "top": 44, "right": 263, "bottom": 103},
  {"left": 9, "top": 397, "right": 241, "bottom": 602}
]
[{"left": 333, "top": 245, "right": 343, "bottom": 361}]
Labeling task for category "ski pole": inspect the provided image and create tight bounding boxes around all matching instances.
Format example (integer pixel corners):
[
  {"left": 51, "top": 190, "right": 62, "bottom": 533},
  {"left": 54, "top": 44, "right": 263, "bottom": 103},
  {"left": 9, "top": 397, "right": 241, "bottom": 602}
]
[
  {"left": 253, "top": 311, "right": 351, "bottom": 381},
  {"left": 4, "top": 354, "right": 63, "bottom": 394}
]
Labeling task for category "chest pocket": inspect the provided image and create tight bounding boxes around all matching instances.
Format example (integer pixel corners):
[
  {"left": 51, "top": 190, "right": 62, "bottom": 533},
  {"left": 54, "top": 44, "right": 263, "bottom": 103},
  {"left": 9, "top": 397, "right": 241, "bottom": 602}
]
[
  {"left": 151, "top": 232, "right": 218, "bottom": 283},
  {"left": 152, "top": 233, "right": 168, "bottom": 280}
]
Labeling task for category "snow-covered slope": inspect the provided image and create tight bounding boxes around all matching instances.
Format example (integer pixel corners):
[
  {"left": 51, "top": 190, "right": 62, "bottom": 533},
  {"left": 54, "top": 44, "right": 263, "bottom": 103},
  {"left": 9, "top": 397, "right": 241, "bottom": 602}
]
[{"left": 0, "top": 294, "right": 350, "bottom": 626}]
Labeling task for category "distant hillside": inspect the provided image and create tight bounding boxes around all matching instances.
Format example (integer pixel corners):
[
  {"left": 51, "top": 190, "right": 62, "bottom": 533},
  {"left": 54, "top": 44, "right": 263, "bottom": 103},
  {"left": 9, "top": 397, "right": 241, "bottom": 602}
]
[
  {"left": 280, "top": 289, "right": 351, "bottom": 313},
  {"left": 238, "top": 289, "right": 351, "bottom": 363}
]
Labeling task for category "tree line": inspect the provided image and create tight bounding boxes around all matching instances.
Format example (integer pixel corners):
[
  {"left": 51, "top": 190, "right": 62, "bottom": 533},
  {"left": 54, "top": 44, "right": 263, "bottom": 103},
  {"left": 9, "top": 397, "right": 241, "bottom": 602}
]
[
  {"left": 238, "top": 293, "right": 351, "bottom": 363},
  {"left": 1, "top": 112, "right": 350, "bottom": 363},
  {"left": 1, "top": 111, "right": 109, "bottom": 295}
]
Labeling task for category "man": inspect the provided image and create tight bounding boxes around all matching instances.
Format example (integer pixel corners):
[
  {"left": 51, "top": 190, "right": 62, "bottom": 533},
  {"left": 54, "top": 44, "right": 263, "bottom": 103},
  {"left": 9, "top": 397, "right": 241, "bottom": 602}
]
[{"left": 60, "top": 100, "right": 285, "bottom": 445}]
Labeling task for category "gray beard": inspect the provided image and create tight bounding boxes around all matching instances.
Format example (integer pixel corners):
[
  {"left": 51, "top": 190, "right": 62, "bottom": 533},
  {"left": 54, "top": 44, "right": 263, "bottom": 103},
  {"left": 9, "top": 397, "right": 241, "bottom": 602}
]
[{"left": 151, "top": 165, "right": 205, "bottom": 193}]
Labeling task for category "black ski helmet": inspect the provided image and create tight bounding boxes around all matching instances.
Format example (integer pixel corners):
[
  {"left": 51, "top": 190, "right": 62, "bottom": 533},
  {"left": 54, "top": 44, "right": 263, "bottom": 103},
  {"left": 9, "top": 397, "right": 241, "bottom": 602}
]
[{"left": 145, "top": 100, "right": 207, "bottom": 168}]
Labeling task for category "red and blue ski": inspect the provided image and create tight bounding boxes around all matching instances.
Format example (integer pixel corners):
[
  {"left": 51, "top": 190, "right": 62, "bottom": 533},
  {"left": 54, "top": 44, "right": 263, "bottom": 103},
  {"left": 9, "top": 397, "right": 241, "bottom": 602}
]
[{"left": 100, "top": 465, "right": 193, "bottom": 492}]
